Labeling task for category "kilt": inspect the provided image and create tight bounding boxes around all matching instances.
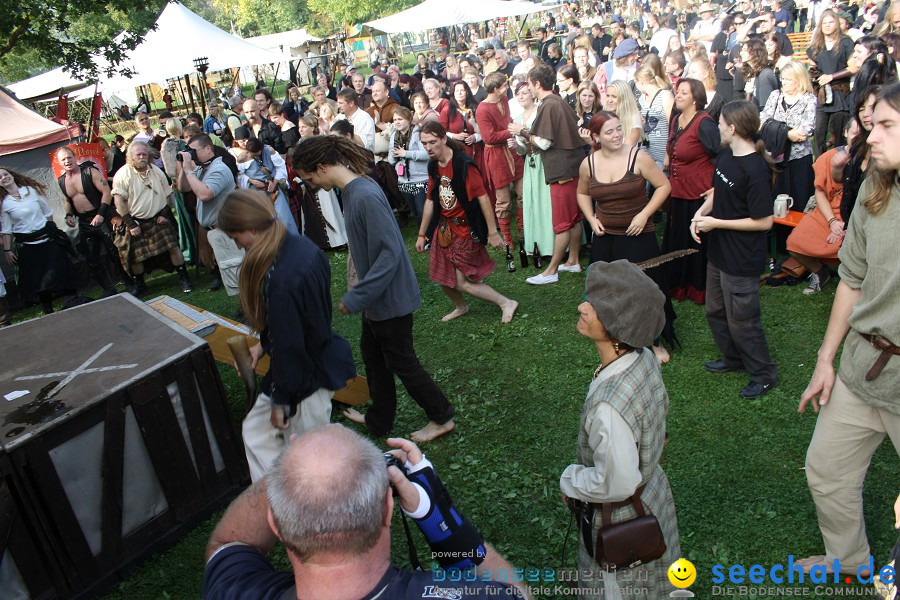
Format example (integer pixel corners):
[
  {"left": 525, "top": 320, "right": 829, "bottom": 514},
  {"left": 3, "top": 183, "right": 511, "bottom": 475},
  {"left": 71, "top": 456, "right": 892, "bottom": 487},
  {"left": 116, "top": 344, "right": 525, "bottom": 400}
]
[
  {"left": 16, "top": 239, "right": 78, "bottom": 301},
  {"left": 428, "top": 227, "right": 496, "bottom": 288},
  {"left": 113, "top": 218, "right": 179, "bottom": 274}
]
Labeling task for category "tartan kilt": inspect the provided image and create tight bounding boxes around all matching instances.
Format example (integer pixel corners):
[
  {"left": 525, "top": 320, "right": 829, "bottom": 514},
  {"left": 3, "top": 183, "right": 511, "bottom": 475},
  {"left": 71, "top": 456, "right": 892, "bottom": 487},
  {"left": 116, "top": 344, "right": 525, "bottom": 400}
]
[
  {"left": 428, "top": 228, "right": 496, "bottom": 288},
  {"left": 113, "top": 219, "right": 179, "bottom": 272}
]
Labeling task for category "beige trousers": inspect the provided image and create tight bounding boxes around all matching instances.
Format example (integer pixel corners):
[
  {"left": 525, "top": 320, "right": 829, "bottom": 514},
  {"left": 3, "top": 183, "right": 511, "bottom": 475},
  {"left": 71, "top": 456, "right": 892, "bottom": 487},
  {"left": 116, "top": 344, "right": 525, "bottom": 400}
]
[
  {"left": 805, "top": 376, "right": 900, "bottom": 566},
  {"left": 207, "top": 228, "right": 244, "bottom": 297},
  {"left": 242, "top": 389, "right": 334, "bottom": 482}
]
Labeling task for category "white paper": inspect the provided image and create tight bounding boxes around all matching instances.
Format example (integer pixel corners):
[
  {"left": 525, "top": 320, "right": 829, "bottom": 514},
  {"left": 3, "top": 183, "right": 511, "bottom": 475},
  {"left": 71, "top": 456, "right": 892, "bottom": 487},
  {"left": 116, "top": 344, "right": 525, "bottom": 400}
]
[{"left": 4, "top": 390, "right": 30, "bottom": 401}]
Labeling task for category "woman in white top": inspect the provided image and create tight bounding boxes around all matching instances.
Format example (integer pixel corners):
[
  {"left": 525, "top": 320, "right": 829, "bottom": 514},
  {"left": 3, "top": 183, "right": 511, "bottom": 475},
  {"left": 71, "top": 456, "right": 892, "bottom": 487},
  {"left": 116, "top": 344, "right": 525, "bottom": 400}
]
[
  {"left": 603, "top": 80, "right": 644, "bottom": 146},
  {"left": 635, "top": 64, "right": 675, "bottom": 170},
  {"left": 388, "top": 107, "right": 430, "bottom": 220},
  {"left": 1, "top": 168, "right": 77, "bottom": 313}
]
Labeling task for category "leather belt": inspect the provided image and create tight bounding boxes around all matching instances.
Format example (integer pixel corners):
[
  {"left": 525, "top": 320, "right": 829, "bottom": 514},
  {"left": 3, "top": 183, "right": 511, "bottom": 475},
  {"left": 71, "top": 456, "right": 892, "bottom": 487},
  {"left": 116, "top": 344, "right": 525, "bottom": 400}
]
[
  {"left": 860, "top": 333, "right": 900, "bottom": 381},
  {"left": 600, "top": 484, "right": 647, "bottom": 510},
  {"left": 447, "top": 216, "right": 468, "bottom": 226}
]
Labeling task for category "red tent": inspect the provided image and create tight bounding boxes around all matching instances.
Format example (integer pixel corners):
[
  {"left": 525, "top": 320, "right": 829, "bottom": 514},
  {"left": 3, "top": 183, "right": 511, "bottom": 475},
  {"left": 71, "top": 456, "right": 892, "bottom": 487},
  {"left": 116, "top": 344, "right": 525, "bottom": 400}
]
[{"left": 0, "top": 87, "right": 80, "bottom": 156}]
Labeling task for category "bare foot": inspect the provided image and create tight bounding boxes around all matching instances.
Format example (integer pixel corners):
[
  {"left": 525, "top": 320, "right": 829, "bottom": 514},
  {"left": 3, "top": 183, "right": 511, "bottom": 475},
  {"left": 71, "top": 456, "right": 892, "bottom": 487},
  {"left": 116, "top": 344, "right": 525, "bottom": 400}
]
[
  {"left": 500, "top": 299, "right": 518, "bottom": 324},
  {"left": 342, "top": 407, "right": 366, "bottom": 424},
  {"left": 652, "top": 345, "right": 671, "bottom": 364},
  {"left": 442, "top": 305, "right": 470, "bottom": 322},
  {"left": 410, "top": 419, "right": 455, "bottom": 442}
]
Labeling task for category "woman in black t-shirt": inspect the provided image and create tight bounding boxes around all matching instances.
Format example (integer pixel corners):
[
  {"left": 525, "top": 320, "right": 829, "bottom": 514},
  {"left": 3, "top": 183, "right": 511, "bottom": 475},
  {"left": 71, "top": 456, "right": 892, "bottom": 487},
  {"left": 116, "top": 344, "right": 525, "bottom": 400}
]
[{"left": 690, "top": 100, "right": 779, "bottom": 399}]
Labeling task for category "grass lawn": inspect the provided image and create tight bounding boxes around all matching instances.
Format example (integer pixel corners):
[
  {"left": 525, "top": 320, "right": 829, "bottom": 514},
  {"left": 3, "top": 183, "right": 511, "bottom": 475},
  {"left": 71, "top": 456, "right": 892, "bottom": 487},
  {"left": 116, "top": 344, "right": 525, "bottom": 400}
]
[{"left": 11, "top": 222, "right": 897, "bottom": 599}]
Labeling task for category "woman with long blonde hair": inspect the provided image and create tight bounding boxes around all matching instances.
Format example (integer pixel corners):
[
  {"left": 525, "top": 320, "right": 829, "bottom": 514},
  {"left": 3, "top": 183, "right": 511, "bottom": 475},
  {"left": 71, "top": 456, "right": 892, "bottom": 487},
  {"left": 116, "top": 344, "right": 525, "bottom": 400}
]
[
  {"left": 603, "top": 80, "right": 643, "bottom": 146},
  {"left": 635, "top": 64, "right": 675, "bottom": 170},
  {"left": 216, "top": 189, "right": 355, "bottom": 482}
]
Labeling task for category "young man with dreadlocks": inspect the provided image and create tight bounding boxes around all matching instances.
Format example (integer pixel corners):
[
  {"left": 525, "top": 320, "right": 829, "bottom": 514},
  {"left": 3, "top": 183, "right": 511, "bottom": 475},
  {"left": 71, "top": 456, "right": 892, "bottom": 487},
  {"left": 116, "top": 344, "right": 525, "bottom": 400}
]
[{"left": 292, "top": 136, "right": 456, "bottom": 443}]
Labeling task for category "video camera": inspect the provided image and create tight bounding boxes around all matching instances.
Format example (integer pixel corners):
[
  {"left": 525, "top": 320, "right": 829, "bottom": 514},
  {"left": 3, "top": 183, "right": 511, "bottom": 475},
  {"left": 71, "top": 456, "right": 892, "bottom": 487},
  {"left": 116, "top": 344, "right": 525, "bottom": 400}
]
[{"left": 175, "top": 147, "right": 199, "bottom": 163}]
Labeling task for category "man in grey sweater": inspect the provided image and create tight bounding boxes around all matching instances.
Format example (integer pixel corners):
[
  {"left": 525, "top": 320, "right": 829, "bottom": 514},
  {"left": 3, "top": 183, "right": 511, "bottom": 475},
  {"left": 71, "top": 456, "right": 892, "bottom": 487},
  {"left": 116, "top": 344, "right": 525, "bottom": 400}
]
[{"left": 292, "top": 136, "right": 455, "bottom": 442}]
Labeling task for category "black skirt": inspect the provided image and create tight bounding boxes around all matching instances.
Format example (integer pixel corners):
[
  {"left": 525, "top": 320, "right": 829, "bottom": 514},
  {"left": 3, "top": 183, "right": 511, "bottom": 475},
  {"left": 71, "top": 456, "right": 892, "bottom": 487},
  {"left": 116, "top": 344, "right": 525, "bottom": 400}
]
[
  {"left": 16, "top": 238, "right": 78, "bottom": 301},
  {"left": 775, "top": 153, "right": 815, "bottom": 208},
  {"left": 662, "top": 197, "right": 708, "bottom": 305},
  {"left": 589, "top": 231, "right": 678, "bottom": 347}
]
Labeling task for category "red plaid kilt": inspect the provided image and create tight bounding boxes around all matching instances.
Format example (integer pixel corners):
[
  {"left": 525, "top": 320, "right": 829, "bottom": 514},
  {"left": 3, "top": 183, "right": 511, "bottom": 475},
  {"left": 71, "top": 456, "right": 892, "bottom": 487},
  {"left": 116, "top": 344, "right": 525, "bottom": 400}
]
[
  {"left": 113, "top": 218, "right": 179, "bottom": 274},
  {"left": 428, "top": 228, "right": 496, "bottom": 288}
]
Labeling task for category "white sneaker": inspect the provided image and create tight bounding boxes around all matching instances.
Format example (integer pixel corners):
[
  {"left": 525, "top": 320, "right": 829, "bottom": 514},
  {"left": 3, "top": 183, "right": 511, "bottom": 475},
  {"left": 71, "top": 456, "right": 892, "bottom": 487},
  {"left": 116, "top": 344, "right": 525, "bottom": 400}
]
[
  {"left": 526, "top": 273, "right": 559, "bottom": 285},
  {"left": 557, "top": 263, "right": 583, "bottom": 273}
]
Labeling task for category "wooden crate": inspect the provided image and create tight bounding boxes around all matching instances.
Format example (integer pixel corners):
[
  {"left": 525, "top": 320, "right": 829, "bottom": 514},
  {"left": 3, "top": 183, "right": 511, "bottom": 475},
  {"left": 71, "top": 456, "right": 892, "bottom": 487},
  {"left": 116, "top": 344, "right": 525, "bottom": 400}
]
[{"left": 0, "top": 294, "right": 248, "bottom": 598}]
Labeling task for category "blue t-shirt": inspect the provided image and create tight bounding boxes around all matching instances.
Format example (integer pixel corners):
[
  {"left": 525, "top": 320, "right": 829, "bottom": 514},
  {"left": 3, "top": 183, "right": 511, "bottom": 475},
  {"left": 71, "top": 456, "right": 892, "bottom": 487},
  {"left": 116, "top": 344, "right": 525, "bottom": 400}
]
[{"left": 203, "top": 544, "right": 524, "bottom": 599}]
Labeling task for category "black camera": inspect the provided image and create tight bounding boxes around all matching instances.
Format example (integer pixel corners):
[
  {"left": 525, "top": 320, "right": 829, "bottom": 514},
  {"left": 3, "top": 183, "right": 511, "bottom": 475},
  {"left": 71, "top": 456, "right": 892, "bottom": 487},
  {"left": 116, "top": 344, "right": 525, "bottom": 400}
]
[
  {"left": 176, "top": 147, "right": 199, "bottom": 163},
  {"left": 384, "top": 452, "right": 407, "bottom": 475}
]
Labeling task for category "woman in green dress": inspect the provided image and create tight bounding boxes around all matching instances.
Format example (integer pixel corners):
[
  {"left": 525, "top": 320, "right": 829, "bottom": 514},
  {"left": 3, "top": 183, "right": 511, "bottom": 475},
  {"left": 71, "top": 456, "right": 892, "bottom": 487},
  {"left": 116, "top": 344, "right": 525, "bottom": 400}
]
[{"left": 508, "top": 81, "right": 555, "bottom": 262}]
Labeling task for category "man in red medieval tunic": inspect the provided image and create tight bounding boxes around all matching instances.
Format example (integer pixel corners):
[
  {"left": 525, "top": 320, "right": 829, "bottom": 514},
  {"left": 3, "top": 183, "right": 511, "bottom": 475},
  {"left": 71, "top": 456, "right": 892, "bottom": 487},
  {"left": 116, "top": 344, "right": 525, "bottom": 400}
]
[
  {"left": 475, "top": 72, "right": 524, "bottom": 249},
  {"left": 415, "top": 121, "right": 519, "bottom": 324}
]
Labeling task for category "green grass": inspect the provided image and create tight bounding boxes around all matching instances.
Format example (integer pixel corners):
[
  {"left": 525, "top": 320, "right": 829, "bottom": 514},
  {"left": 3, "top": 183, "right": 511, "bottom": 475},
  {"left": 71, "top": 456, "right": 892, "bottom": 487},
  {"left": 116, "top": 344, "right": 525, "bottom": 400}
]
[{"left": 11, "top": 224, "right": 897, "bottom": 599}]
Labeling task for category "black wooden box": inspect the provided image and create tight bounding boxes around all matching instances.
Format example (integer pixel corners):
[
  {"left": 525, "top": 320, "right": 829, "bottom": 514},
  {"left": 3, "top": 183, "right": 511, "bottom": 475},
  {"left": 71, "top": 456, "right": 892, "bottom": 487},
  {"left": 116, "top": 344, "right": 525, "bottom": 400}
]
[{"left": 0, "top": 294, "right": 249, "bottom": 598}]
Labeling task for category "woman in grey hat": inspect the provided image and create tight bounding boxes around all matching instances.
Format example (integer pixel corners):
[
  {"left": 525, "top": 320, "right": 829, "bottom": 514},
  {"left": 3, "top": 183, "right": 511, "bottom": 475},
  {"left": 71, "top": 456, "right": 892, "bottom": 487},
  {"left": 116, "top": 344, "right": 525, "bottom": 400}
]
[{"left": 561, "top": 259, "right": 681, "bottom": 599}]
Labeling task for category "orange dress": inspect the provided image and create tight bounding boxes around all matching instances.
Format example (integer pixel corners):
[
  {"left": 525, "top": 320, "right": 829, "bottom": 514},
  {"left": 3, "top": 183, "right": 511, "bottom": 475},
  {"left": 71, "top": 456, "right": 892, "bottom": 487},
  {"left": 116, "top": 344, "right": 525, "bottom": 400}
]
[{"left": 786, "top": 148, "right": 844, "bottom": 260}]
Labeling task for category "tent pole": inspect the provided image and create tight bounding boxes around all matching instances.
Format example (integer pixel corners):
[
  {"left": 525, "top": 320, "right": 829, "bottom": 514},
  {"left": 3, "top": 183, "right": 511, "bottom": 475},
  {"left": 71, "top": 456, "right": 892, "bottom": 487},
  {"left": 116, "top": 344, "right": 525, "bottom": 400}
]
[
  {"left": 86, "top": 81, "right": 100, "bottom": 143},
  {"left": 175, "top": 75, "right": 189, "bottom": 109},
  {"left": 270, "top": 63, "right": 280, "bottom": 92},
  {"left": 185, "top": 74, "right": 197, "bottom": 115}
]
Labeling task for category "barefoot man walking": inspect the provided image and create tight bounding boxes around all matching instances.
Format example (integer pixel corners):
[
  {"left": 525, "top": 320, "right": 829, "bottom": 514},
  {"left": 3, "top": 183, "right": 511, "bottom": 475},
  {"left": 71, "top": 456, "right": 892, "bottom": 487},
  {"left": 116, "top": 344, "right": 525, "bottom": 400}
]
[
  {"left": 416, "top": 121, "right": 519, "bottom": 324},
  {"left": 292, "top": 135, "right": 455, "bottom": 443}
]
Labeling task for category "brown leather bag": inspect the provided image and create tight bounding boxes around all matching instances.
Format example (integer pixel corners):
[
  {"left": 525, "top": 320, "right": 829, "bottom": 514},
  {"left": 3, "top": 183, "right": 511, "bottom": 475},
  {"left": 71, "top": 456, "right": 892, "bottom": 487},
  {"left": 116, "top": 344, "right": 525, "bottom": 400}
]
[
  {"left": 595, "top": 490, "right": 667, "bottom": 570},
  {"left": 436, "top": 221, "right": 452, "bottom": 248},
  {"left": 779, "top": 257, "right": 808, "bottom": 279}
]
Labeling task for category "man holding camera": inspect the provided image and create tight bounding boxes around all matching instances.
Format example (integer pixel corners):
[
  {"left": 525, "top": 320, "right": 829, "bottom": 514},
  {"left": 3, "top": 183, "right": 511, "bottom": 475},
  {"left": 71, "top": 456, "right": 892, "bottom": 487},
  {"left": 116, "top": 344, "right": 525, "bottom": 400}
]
[
  {"left": 176, "top": 133, "right": 241, "bottom": 296},
  {"left": 203, "top": 424, "right": 529, "bottom": 599}
]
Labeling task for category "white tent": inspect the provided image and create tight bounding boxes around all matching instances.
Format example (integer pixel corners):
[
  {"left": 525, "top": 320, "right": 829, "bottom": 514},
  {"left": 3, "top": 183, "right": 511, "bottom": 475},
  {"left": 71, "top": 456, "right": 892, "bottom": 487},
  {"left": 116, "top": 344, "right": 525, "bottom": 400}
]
[
  {"left": 8, "top": 2, "right": 282, "bottom": 103},
  {"left": 5, "top": 68, "right": 92, "bottom": 102},
  {"left": 364, "top": 0, "right": 547, "bottom": 34},
  {"left": 243, "top": 29, "right": 322, "bottom": 58}
]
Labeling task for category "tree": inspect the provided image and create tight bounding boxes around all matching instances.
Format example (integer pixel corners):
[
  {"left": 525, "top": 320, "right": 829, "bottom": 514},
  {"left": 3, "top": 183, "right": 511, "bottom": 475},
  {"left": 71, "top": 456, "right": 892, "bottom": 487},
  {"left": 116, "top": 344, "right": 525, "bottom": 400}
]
[
  {"left": 0, "top": 0, "right": 166, "bottom": 81},
  {"left": 306, "top": 0, "right": 416, "bottom": 33},
  {"left": 199, "top": 0, "right": 309, "bottom": 37}
]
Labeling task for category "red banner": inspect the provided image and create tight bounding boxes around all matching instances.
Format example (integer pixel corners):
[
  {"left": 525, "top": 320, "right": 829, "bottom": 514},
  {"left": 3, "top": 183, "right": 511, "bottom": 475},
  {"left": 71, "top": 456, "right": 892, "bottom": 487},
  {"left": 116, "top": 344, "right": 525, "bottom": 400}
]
[
  {"left": 49, "top": 143, "right": 108, "bottom": 180},
  {"left": 56, "top": 94, "right": 69, "bottom": 122}
]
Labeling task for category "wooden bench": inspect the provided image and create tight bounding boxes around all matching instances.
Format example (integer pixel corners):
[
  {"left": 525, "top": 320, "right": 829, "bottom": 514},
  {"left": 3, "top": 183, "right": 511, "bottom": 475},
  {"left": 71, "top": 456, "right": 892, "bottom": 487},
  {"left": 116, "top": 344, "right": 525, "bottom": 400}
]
[
  {"left": 769, "top": 209, "right": 805, "bottom": 258},
  {"left": 788, "top": 32, "right": 813, "bottom": 65}
]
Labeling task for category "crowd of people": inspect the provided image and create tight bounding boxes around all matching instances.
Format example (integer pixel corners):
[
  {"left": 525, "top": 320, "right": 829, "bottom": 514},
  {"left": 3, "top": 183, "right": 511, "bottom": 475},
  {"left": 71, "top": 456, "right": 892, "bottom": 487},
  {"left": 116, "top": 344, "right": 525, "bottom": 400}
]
[{"left": 3, "top": 0, "right": 900, "bottom": 598}]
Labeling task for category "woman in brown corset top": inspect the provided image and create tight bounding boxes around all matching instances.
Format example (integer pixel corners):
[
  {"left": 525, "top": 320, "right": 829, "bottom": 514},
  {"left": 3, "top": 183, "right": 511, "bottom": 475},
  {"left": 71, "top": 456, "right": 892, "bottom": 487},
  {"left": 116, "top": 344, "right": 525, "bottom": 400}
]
[{"left": 576, "top": 110, "right": 676, "bottom": 362}]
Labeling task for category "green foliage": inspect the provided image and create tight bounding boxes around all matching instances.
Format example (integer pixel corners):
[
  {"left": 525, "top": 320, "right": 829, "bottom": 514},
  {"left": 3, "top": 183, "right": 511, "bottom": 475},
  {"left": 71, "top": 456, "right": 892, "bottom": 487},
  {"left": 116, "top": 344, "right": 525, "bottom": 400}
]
[
  {"left": 307, "top": 0, "right": 417, "bottom": 31},
  {"left": 0, "top": 46, "right": 55, "bottom": 84},
  {"left": 201, "top": 0, "right": 309, "bottom": 37},
  {"left": 0, "top": 0, "right": 167, "bottom": 81}
]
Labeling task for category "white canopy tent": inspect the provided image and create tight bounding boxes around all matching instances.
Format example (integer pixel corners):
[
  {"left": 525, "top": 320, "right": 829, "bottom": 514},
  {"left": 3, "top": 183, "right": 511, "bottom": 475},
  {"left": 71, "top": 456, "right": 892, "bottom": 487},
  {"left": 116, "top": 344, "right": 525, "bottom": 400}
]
[
  {"left": 8, "top": 2, "right": 282, "bottom": 104},
  {"left": 243, "top": 29, "right": 322, "bottom": 57},
  {"left": 364, "top": 0, "right": 547, "bottom": 34}
]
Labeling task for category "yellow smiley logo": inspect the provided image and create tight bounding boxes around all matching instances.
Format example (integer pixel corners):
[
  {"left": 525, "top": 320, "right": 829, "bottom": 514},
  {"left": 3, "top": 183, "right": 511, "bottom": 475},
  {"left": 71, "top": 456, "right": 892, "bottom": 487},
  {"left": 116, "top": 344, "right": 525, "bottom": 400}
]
[{"left": 668, "top": 558, "right": 697, "bottom": 588}]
